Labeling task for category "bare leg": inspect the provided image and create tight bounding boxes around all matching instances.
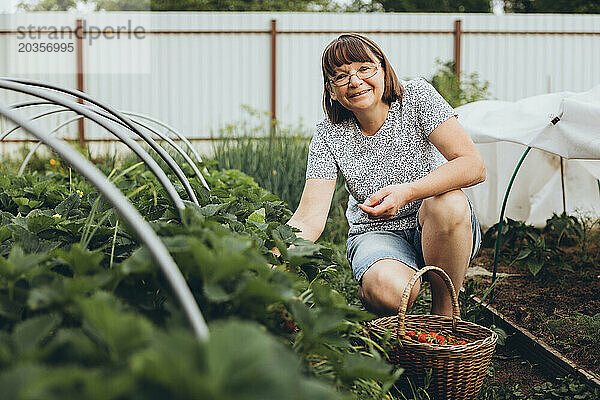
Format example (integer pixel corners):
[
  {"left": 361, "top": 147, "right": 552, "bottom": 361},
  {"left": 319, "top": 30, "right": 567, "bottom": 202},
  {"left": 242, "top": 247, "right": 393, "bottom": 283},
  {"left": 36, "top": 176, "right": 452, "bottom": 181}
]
[
  {"left": 359, "top": 259, "right": 421, "bottom": 316},
  {"left": 418, "top": 190, "right": 473, "bottom": 317}
]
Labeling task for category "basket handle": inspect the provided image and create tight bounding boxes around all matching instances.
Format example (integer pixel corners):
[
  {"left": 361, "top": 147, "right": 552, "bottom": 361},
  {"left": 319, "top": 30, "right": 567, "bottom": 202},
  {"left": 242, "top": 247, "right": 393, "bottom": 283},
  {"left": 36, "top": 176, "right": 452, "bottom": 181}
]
[{"left": 397, "top": 266, "right": 461, "bottom": 339}]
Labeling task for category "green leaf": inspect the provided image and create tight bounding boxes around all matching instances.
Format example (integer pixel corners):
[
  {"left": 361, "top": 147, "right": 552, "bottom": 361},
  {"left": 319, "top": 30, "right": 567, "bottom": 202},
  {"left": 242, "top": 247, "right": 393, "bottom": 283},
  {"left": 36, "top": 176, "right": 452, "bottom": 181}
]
[
  {"left": 199, "top": 203, "right": 227, "bottom": 217},
  {"left": 79, "top": 292, "right": 153, "bottom": 362},
  {"left": 27, "top": 200, "right": 42, "bottom": 209},
  {"left": 119, "top": 247, "right": 154, "bottom": 275},
  {"left": 527, "top": 260, "right": 544, "bottom": 276},
  {"left": 202, "top": 320, "right": 345, "bottom": 400},
  {"left": 7, "top": 225, "right": 38, "bottom": 253},
  {"left": 7, "top": 245, "right": 48, "bottom": 275},
  {"left": 247, "top": 207, "right": 266, "bottom": 223},
  {"left": 0, "top": 245, "right": 47, "bottom": 281},
  {"left": 203, "top": 282, "right": 231, "bottom": 302},
  {"left": 0, "top": 211, "right": 15, "bottom": 225},
  {"left": 44, "top": 328, "right": 104, "bottom": 365},
  {"left": 60, "top": 219, "right": 86, "bottom": 236},
  {"left": 0, "top": 292, "right": 24, "bottom": 320},
  {"left": 28, "top": 274, "right": 112, "bottom": 311},
  {"left": 26, "top": 209, "right": 58, "bottom": 234},
  {"left": 288, "top": 239, "right": 323, "bottom": 258},
  {"left": 288, "top": 300, "right": 313, "bottom": 331},
  {"left": 0, "top": 363, "right": 46, "bottom": 400},
  {"left": 236, "top": 276, "right": 288, "bottom": 305},
  {"left": 558, "top": 263, "right": 575, "bottom": 273},
  {"left": 55, "top": 244, "right": 104, "bottom": 276},
  {"left": 514, "top": 248, "right": 532, "bottom": 261},
  {"left": 19, "top": 365, "right": 134, "bottom": 400},
  {"left": 337, "top": 352, "right": 395, "bottom": 384},
  {"left": 31, "top": 180, "right": 52, "bottom": 198},
  {"left": 13, "top": 314, "right": 61, "bottom": 356},
  {"left": 27, "top": 281, "right": 66, "bottom": 311},
  {"left": 54, "top": 193, "right": 82, "bottom": 219},
  {"left": 12, "top": 197, "right": 29, "bottom": 206},
  {"left": 247, "top": 220, "right": 269, "bottom": 232}
]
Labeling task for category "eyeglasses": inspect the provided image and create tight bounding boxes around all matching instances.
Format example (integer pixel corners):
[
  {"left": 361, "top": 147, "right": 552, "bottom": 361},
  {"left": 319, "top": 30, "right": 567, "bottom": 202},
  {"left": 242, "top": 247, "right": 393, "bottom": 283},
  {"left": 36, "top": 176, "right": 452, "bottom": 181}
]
[{"left": 329, "top": 63, "right": 380, "bottom": 87}]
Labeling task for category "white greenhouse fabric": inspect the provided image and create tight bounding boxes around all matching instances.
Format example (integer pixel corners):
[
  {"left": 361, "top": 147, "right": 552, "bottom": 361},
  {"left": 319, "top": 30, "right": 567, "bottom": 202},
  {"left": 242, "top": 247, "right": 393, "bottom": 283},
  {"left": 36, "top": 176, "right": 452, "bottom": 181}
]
[{"left": 456, "top": 85, "right": 600, "bottom": 229}]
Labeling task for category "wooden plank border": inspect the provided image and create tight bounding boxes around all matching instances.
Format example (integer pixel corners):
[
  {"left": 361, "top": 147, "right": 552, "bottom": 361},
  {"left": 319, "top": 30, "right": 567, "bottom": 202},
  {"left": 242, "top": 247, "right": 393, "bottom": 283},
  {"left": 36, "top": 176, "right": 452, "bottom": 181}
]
[{"left": 471, "top": 295, "right": 600, "bottom": 390}]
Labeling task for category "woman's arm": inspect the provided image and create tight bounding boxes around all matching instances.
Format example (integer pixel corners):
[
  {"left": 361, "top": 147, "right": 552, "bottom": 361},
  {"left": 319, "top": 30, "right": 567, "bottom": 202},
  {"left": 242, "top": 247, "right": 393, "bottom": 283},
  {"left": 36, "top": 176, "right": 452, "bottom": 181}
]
[
  {"left": 287, "top": 178, "right": 338, "bottom": 243},
  {"left": 406, "top": 115, "right": 485, "bottom": 200},
  {"left": 359, "top": 116, "right": 485, "bottom": 218}
]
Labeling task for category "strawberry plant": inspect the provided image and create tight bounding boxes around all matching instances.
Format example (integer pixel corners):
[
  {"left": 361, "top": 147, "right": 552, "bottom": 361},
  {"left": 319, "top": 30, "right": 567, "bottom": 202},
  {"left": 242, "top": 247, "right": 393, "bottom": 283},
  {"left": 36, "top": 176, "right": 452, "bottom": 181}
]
[
  {"left": 482, "top": 218, "right": 541, "bottom": 256},
  {"left": 509, "top": 231, "right": 568, "bottom": 276},
  {"left": 0, "top": 156, "right": 400, "bottom": 399},
  {"left": 543, "top": 212, "right": 583, "bottom": 248}
]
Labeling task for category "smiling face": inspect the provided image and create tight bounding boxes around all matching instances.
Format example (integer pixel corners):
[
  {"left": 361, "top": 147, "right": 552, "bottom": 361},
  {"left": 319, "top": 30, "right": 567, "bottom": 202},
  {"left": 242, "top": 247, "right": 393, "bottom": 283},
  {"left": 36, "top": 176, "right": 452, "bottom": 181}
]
[
  {"left": 321, "top": 34, "right": 404, "bottom": 124},
  {"left": 328, "top": 58, "right": 385, "bottom": 115}
]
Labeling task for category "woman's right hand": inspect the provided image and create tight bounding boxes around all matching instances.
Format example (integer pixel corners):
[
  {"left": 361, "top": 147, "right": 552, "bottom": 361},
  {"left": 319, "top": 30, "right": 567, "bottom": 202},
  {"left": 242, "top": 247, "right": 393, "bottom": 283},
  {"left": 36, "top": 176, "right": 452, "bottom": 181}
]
[{"left": 358, "top": 183, "right": 415, "bottom": 220}]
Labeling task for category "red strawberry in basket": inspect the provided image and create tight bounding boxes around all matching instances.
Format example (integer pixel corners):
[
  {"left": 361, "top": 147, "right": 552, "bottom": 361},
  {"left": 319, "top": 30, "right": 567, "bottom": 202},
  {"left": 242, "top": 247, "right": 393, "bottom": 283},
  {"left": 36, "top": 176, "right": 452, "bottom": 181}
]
[
  {"left": 417, "top": 333, "right": 427, "bottom": 343},
  {"left": 435, "top": 335, "right": 446, "bottom": 345}
]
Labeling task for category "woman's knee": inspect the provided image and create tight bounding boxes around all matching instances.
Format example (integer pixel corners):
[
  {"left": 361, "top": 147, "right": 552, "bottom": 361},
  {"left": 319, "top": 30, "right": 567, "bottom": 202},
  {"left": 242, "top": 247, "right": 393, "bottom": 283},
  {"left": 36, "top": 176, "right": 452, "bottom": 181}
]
[
  {"left": 360, "top": 260, "right": 421, "bottom": 313},
  {"left": 419, "top": 190, "right": 470, "bottom": 230}
]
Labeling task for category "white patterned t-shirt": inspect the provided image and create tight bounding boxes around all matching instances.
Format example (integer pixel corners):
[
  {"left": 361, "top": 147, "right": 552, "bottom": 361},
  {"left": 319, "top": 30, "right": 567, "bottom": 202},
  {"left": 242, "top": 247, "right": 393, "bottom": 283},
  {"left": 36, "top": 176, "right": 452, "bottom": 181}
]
[{"left": 305, "top": 77, "right": 458, "bottom": 236}]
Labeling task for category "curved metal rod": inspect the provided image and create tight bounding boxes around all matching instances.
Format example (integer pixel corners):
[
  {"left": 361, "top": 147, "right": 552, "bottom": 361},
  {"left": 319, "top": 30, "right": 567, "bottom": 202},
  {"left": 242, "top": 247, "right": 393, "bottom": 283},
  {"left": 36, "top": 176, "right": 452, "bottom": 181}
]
[
  {"left": 119, "top": 111, "right": 210, "bottom": 173},
  {"left": 128, "top": 116, "right": 209, "bottom": 190},
  {"left": 1, "top": 78, "right": 198, "bottom": 205},
  {"left": 87, "top": 108, "right": 207, "bottom": 191},
  {"left": 0, "top": 102, "right": 209, "bottom": 341},
  {"left": 19, "top": 114, "right": 82, "bottom": 175},
  {"left": 0, "top": 79, "right": 186, "bottom": 211},
  {"left": 8, "top": 100, "right": 59, "bottom": 109},
  {"left": 5, "top": 101, "right": 210, "bottom": 190},
  {"left": 121, "top": 111, "right": 211, "bottom": 190},
  {"left": 2, "top": 108, "right": 73, "bottom": 141},
  {"left": 490, "top": 146, "right": 532, "bottom": 303},
  {"left": 10, "top": 105, "right": 207, "bottom": 192}
]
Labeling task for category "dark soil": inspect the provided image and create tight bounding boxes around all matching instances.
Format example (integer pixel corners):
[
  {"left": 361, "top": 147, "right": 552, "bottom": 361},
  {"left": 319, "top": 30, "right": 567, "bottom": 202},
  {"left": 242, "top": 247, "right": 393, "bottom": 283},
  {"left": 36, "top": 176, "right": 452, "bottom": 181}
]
[
  {"left": 467, "top": 237, "right": 600, "bottom": 382},
  {"left": 486, "top": 348, "right": 549, "bottom": 395}
]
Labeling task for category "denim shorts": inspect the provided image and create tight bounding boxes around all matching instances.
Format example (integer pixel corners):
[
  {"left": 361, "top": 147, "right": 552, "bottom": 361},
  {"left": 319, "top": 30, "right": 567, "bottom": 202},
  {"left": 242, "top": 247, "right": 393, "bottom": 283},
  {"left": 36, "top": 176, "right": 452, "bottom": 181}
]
[{"left": 346, "top": 196, "right": 482, "bottom": 284}]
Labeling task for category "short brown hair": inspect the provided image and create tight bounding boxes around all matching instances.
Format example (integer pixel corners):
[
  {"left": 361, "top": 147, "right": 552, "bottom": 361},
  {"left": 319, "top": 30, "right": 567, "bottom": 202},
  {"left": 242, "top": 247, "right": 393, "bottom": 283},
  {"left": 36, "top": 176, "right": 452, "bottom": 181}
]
[{"left": 322, "top": 33, "right": 405, "bottom": 124}]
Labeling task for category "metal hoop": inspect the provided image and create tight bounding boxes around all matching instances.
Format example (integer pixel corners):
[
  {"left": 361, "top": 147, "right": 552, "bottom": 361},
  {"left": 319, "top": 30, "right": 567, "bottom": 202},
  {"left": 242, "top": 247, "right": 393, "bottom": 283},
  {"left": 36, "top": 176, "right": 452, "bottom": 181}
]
[
  {"left": 0, "top": 79, "right": 186, "bottom": 211},
  {"left": 0, "top": 102, "right": 209, "bottom": 341}
]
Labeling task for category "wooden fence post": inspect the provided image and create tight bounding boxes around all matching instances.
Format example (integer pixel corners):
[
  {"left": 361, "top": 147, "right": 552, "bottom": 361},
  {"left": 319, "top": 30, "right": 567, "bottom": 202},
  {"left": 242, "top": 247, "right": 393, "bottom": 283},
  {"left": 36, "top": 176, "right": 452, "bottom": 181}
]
[
  {"left": 76, "top": 18, "right": 85, "bottom": 147},
  {"left": 454, "top": 19, "right": 462, "bottom": 82},
  {"left": 270, "top": 19, "right": 277, "bottom": 125}
]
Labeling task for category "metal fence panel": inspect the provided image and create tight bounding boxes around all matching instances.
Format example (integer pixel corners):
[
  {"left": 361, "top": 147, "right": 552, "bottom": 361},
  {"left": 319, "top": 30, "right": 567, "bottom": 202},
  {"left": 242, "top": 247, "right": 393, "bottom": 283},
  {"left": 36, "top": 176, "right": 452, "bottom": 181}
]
[{"left": 1, "top": 12, "right": 599, "bottom": 144}]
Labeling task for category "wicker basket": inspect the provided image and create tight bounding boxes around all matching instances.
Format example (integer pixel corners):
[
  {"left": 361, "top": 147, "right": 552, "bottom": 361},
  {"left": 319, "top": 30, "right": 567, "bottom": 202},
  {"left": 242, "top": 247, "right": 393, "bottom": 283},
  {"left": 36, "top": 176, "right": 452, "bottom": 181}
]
[{"left": 366, "top": 266, "right": 498, "bottom": 400}]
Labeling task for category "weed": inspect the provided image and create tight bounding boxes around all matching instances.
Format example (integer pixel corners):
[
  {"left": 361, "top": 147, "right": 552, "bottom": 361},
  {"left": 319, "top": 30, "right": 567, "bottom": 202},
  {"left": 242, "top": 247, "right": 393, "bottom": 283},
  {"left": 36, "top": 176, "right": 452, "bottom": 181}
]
[{"left": 543, "top": 212, "right": 583, "bottom": 248}]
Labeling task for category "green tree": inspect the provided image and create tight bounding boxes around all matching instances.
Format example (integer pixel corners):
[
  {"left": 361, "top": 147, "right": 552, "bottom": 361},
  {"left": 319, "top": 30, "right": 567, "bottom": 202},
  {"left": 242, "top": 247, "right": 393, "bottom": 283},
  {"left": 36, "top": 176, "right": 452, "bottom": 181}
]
[
  {"left": 18, "top": 0, "right": 334, "bottom": 11},
  {"left": 18, "top": 0, "right": 77, "bottom": 11},
  {"left": 94, "top": 0, "right": 150, "bottom": 10},
  {"left": 503, "top": 0, "right": 600, "bottom": 13},
  {"left": 150, "top": 0, "right": 332, "bottom": 11},
  {"left": 369, "top": 0, "right": 491, "bottom": 12}
]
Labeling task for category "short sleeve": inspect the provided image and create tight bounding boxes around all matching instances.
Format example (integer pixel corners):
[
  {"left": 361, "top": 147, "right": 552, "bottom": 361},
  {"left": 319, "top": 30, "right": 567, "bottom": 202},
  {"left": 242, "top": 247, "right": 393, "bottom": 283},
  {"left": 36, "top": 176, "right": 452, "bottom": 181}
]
[
  {"left": 305, "top": 121, "right": 338, "bottom": 180},
  {"left": 412, "top": 78, "right": 458, "bottom": 138}
]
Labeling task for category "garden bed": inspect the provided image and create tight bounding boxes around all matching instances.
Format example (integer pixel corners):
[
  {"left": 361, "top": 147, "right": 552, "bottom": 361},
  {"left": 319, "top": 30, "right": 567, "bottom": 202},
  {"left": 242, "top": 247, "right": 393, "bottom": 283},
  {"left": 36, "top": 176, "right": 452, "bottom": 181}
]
[{"left": 468, "top": 235, "right": 600, "bottom": 382}]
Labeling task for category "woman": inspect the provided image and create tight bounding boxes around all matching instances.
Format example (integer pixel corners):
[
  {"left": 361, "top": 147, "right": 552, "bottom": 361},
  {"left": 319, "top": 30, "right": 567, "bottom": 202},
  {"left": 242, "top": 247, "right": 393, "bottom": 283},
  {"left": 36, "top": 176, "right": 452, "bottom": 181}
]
[{"left": 285, "top": 33, "right": 484, "bottom": 317}]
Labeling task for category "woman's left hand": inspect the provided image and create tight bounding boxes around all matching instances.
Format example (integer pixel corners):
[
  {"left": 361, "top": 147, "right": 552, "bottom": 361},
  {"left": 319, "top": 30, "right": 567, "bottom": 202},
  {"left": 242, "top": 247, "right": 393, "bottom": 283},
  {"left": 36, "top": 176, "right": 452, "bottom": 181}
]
[{"left": 358, "top": 184, "right": 413, "bottom": 220}]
